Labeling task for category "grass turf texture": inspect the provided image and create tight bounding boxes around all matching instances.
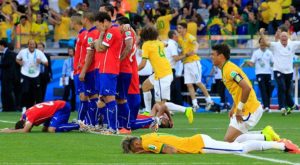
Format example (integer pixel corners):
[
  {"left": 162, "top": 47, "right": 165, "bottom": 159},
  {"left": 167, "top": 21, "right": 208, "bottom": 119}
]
[{"left": 0, "top": 112, "right": 299, "bottom": 164}]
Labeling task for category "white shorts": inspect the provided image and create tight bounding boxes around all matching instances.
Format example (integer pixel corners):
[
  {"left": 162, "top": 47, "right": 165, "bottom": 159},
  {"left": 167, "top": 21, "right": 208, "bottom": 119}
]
[
  {"left": 229, "top": 106, "right": 264, "bottom": 133},
  {"left": 184, "top": 61, "right": 202, "bottom": 84},
  {"left": 149, "top": 74, "right": 173, "bottom": 102},
  {"left": 202, "top": 134, "right": 244, "bottom": 154}
]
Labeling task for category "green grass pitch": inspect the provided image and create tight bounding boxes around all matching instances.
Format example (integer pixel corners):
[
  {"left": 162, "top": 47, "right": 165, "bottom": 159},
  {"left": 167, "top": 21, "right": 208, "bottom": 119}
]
[{"left": 0, "top": 112, "right": 299, "bottom": 164}]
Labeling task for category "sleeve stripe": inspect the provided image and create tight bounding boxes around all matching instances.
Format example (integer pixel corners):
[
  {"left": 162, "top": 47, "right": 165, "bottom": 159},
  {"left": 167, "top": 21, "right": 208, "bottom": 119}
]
[
  {"left": 142, "top": 57, "right": 148, "bottom": 59},
  {"left": 159, "top": 144, "right": 165, "bottom": 153},
  {"left": 102, "top": 42, "right": 109, "bottom": 47}
]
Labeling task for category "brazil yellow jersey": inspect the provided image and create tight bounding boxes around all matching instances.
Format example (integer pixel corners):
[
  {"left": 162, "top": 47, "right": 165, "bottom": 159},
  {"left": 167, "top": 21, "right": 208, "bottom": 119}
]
[
  {"left": 30, "top": 0, "right": 41, "bottom": 12},
  {"left": 178, "top": 33, "right": 200, "bottom": 64},
  {"left": 54, "top": 16, "right": 71, "bottom": 41},
  {"left": 156, "top": 14, "right": 172, "bottom": 41},
  {"left": 0, "top": 22, "right": 12, "bottom": 38},
  {"left": 142, "top": 40, "right": 172, "bottom": 79},
  {"left": 31, "top": 22, "right": 49, "bottom": 43},
  {"left": 267, "top": 0, "right": 283, "bottom": 20},
  {"left": 127, "top": 0, "right": 138, "bottom": 13},
  {"left": 141, "top": 133, "right": 204, "bottom": 154},
  {"left": 2, "top": 3, "right": 12, "bottom": 15},
  {"left": 222, "top": 61, "right": 260, "bottom": 116},
  {"left": 58, "top": 0, "right": 70, "bottom": 10},
  {"left": 281, "top": 0, "right": 291, "bottom": 14},
  {"left": 17, "top": 22, "right": 31, "bottom": 45},
  {"left": 187, "top": 22, "right": 197, "bottom": 38},
  {"left": 259, "top": 2, "right": 271, "bottom": 24}
]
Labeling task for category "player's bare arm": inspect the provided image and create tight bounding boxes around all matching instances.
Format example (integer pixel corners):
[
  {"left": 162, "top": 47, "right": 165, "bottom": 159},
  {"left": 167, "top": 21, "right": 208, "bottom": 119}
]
[
  {"left": 0, "top": 122, "right": 33, "bottom": 133},
  {"left": 79, "top": 49, "right": 94, "bottom": 81},
  {"left": 138, "top": 59, "right": 147, "bottom": 71},
  {"left": 236, "top": 79, "right": 251, "bottom": 123},
  {"left": 95, "top": 33, "right": 107, "bottom": 52},
  {"left": 120, "top": 37, "right": 133, "bottom": 61},
  {"left": 258, "top": 28, "right": 270, "bottom": 47},
  {"left": 161, "top": 144, "right": 178, "bottom": 154}
]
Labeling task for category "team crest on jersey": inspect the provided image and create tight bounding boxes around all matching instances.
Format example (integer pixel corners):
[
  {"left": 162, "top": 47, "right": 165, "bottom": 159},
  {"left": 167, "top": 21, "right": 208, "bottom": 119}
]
[
  {"left": 87, "top": 37, "right": 93, "bottom": 44},
  {"left": 148, "top": 145, "right": 157, "bottom": 150},
  {"left": 125, "top": 31, "right": 131, "bottom": 37},
  {"left": 106, "top": 33, "right": 113, "bottom": 40}
]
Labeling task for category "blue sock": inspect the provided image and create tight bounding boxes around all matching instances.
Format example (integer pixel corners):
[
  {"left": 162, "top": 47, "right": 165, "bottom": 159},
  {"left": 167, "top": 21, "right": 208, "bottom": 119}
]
[
  {"left": 78, "top": 101, "right": 88, "bottom": 122},
  {"left": 117, "top": 104, "right": 124, "bottom": 128},
  {"left": 128, "top": 94, "right": 141, "bottom": 122},
  {"left": 106, "top": 100, "right": 118, "bottom": 131},
  {"left": 118, "top": 103, "right": 131, "bottom": 129},
  {"left": 131, "top": 118, "right": 154, "bottom": 130},
  {"left": 55, "top": 123, "right": 80, "bottom": 132},
  {"left": 87, "top": 98, "right": 98, "bottom": 126}
]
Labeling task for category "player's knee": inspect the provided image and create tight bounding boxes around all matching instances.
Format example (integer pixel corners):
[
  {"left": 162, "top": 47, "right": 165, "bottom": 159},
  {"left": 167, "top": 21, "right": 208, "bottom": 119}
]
[
  {"left": 186, "top": 84, "right": 193, "bottom": 88},
  {"left": 48, "top": 127, "right": 56, "bottom": 133}
]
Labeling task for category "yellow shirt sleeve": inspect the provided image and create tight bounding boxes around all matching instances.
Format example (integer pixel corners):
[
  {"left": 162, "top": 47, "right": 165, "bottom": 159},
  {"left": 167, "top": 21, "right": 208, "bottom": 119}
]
[{"left": 142, "top": 43, "right": 150, "bottom": 59}]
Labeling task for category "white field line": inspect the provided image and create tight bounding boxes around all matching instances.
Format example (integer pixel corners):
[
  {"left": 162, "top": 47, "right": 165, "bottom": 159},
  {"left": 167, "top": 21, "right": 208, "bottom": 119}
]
[
  {"left": 0, "top": 163, "right": 237, "bottom": 165},
  {"left": 237, "top": 153, "right": 300, "bottom": 165},
  {"left": 0, "top": 119, "right": 15, "bottom": 124}
]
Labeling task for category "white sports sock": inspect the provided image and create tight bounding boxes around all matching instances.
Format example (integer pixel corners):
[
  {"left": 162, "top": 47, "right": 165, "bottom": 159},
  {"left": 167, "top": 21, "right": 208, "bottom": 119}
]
[
  {"left": 205, "top": 97, "right": 212, "bottom": 103},
  {"left": 234, "top": 134, "right": 265, "bottom": 143},
  {"left": 192, "top": 99, "right": 198, "bottom": 106},
  {"left": 143, "top": 91, "right": 152, "bottom": 113},
  {"left": 246, "top": 131, "right": 262, "bottom": 134},
  {"left": 242, "top": 141, "right": 285, "bottom": 153},
  {"left": 165, "top": 102, "right": 186, "bottom": 113}
]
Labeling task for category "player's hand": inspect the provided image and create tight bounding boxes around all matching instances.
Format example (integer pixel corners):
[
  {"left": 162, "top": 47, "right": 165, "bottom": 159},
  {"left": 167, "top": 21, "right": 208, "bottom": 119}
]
[
  {"left": 236, "top": 109, "right": 244, "bottom": 123},
  {"left": 79, "top": 72, "right": 85, "bottom": 81},
  {"left": 169, "top": 120, "right": 174, "bottom": 128},
  {"left": 259, "top": 28, "right": 265, "bottom": 35},
  {"left": 0, "top": 128, "right": 10, "bottom": 133},
  {"left": 36, "top": 58, "right": 42, "bottom": 64},
  {"left": 122, "top": 24, "right": 131, "bottom": 31}
]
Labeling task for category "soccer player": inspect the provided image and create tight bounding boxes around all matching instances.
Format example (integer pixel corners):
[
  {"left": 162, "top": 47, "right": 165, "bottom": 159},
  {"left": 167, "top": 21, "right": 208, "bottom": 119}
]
[
  {"left": 94, "top": 12, "right": 123, "bottom": 134},
  {"left": 99, "top": 3, "right": 116, "bottom": 24},
  {"left": 0, "top": 100, "right": 82, "bottom": 133},
  {"left": 156, "top": 8, "right": 178, "bottom": 41},
  {"left": 121, "top": 133, "right": 300, "bottom": 154},
  {"left": 79, "top": 12, "right": 100, "bottom": 126},
  {"left": 71, "top": 15, "right": 88, "bottom": 122},
  {"left": 211, "top": 44, "right": 270, "bottom": 143},
  {"left": 114, "top": 16, "right": 137, "bottom": 134},
  {"left": 177, "top": 22, "right": 213, "bottom": 111}
]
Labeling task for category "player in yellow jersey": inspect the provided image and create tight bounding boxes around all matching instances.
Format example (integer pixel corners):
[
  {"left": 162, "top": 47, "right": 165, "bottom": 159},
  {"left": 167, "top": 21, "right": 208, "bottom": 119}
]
[
  {"left": 121, "top": 133, "right": 300, "bottom": 154},
  {"left": 156, "top": 8, "right": 178, "bottom": 41},
  {"left": 211, "top": 44, "right": 279, "bottom": 143},
  {"left": 138, "top": 26, "right": 193, "bottom": 123},
  {"left": 177, "top": 22, "right": 214, "bottom": 111}
]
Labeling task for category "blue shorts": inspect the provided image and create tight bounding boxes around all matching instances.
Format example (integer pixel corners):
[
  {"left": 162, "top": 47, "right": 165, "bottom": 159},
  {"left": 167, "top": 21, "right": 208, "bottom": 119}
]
[
  {"left": 74, "top": 74, "right": 84, "bottom": 95},
  {"left": 95, "top": 69, "right": 101, "bottom": 92},
  {"left": 44, "top": 103, "right": 71, "bottom": 128},
  {"left": 83, "top": 70, "right": 98, "bottom": 96},
  {"left": 116, "top": 73, "right": 132, "bottom": 99},
  {"left": 98, "top": 73, "right": 118, "bottom": 96}
]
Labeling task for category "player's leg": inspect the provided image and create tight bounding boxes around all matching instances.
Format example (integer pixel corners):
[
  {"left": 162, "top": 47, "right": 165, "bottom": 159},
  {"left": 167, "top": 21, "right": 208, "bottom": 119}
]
[
  {"left": 74, "top": 74, "right": 88, "bottom": 122},
  {"left": 164, "top": 102, "right": 193, "bottom": 124},
  {"left": 128, "top": 94, "right": 141, "bottom": 125},
  {"left": 142, "top": 75, "right": 154, "bottom": 114},
  {"left": 184, "top": 63, "right": 199, "bottom": 110},
  {"left": 84, "top": 71, "right": 99, "bottom": 126},
  {"left": 235, "top": 125, "right": 281, "bottom": 143}
]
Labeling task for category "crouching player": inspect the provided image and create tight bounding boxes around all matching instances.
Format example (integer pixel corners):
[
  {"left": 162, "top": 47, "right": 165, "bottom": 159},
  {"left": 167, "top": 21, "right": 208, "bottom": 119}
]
[
  {"left": 122, "top": 133, "right": 300, "bottom": 154},
  {"left": 0, "top": 100, "right": 82, "bottom": 133}
]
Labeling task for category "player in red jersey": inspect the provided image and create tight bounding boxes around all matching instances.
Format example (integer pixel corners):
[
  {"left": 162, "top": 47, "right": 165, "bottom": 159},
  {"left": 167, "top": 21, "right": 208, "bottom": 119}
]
[
  {"left": 70, "top": 15, "right": 88, "bottom": 123},
  {"left": 114, "top": 16, "right": 137, "bottom": 134},
  {"left": 94, "top": 12, "right": 123, "bottom": 134},
  {"left": 79, "top": 12, "right": 100, "bottom": 126},
  {"left": 0, "top": 101, "right": 82, "bottom": 133}
]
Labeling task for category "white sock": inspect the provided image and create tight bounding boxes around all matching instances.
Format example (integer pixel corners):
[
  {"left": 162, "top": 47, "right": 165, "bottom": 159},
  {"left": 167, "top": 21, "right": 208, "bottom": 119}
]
[
  {"left": 192, "top": 99, "right": 198, "bottom": 106},
  {"left": 143, "top": 91, "right": 152, "bottom": 113},
  {"left": 246, "top": 131, "right": 262, "bottom": 134},
  {"left": 242, "top": 141, "right": 285, "bottom": 153},
  {"left": 165, "top": 102, "right": 186, "bottom": 113},
  {"left": 234, "top": 134, "right": 265, "bottom": 143},
  {"left": 205, "top": 97, "right": 212, "bottom": 103}
]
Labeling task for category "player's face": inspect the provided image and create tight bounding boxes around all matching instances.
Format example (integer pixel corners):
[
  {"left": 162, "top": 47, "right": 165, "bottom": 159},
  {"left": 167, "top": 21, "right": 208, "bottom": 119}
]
[
  {"left": 68, "top": 49, "right": 74, "bottom": 56},
  {"left": 28, "top": 40, "right": 36, "bottom": 52},
  {"left": 280, "top": 32, "right": 288, "bottom": 46},
  {"left": 177, "top": 25, "right": 183, "bottom": 34},
  {"left": 37, "top": 44, "right": 44, "bottom": 52},
  {"left": 211, "top": 50, "right": 220, "bottom": 66},
  {"left": 95, "top": 21, "right": 105, "bottom": 32}
]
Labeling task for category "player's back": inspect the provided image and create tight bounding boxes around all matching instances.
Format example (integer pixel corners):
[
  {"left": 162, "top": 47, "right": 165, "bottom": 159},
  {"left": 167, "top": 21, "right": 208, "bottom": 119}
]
[
  {"left": 222, "top": 61, "right": 260, "bottom": 115},
  {"left": 141, "top": 133, "right": 204, "bottom": 153},
  {"left": 74, "top": 28, "right": 87, "bottom": 74},
  {"left": 120, "top": 29, "right": 137, "bottom": 73},
  {"left": 25, "top": 100, "right": 67, "bottom": 126},
  {"left": 142, "top": 40, "right": 172, "bottom": 79},
  {"left": 156, "top": 14, "right": 172, "bottom": 40}
]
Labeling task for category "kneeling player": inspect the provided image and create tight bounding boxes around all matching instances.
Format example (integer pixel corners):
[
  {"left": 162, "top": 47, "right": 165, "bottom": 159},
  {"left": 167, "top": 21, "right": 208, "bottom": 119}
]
[
  {"left": 122, "top": 133, "right": 300, "bottom": 154},
  {"left": 0, "top": 100, "right": 82, "bottom": 133}
]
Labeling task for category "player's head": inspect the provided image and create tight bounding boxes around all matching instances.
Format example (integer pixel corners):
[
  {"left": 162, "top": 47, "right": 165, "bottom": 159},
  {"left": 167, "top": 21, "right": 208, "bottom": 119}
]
[
  {"left": 121, "top": 136, "right": 142, "bottom": 153},
  {"left": 157, "top": 7, "right": 167, "bottom": 16},
  {"left": 279, "top": 31, "right": 289, "bottom": 46},
  {"left": 211, "top": 44, "right": 231, "bottom": 66},
  {"left": 95, "top": 12, "right": 111, "bottom": 31},
  {"left": 28, "top": 39, "right": 37, "bottom": 52},
  {"left": 82, "top": 11, "right": 96, "bottom": 27},
  {"left": 159, "top": 117, "right": 172, "bottom": 128},
  {"left": 68, "top": 47, "right": 75, "bottom": 57},
  {"left": 177, "top": 22, "right": 187, "bottom": 35},
  {"left": 20, "top": 15, "right": 27, "bottom": 25},
  {"left": 168, "top": 30, "right": 178, "bottom": 42},
  {"left": 116, "top": 16, "right": 130, "bottom": 32},
  {"left": 70, "top": 15, "right": 83, "bottom": 30},
  {"left": 140, "top": 25, "right": 158, "bottom": 42},
  {"left": 258, "top": 38, "right": 267, "bottom": 49},
  {"left": 99, "top": 3, "right": 114, "bottom": 18},
  {"left": 15, "top": 120, "right": 25, "bottom": 129},
  {"left": 37, "top": 42, "right": 45, "bottom": 52}
]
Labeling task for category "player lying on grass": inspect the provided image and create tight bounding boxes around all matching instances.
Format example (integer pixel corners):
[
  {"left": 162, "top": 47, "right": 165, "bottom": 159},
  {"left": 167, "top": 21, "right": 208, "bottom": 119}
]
[
  {"left": 0, "top": 100, "right": 83, "bottom": 133},
  {"left": 122, "top": 133, "right": 300, "bottom": 154}
]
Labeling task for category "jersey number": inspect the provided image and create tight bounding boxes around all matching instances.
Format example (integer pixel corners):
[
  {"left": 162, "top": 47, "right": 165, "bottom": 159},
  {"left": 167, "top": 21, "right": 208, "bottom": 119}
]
[
  {"left": 156, "top": 20, "right": 164, "bottom": 30},
  {"left": 158, "top": 46, "right": 166, "bottom": 58},
  {"left": 35, "top": 101, "right": 54, "bottom": 108}
]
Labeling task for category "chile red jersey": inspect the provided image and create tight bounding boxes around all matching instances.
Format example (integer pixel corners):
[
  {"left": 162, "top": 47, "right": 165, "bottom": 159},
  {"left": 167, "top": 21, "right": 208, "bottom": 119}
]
[
  {"left": 98, "top": 26, "right": 123, "bottom": 74},
  {"left": 120, "top": 29, "right": 137, "bottom": 73},
  {"left": 79, "top": 26, "right": 100, "bottom": 73},
  {"left": 74, "top": 28, "right": 87, "bottom": 75},
  {"left": 128, "top": 55, "right": 140, "bottom": 94},
  {"left": 25, "top": 100, "right": 66, "bottom": 126}
]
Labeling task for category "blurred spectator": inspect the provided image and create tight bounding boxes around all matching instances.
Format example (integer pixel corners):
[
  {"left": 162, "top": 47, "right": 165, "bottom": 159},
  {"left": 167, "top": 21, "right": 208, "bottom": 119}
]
[
  {"left": 0, "top": 39, "right": 16, "bottom": 111},
  {"left": 31, "top": 13, "right": 49, "bottom": 45},
  {"left": 281, "top": 0, "right": 291, "bottom": 22},
  {"left": 248, "top": 12, "right": 259, "bottom": 36},
  {"left": 258, "top": 2, "right": 270, "bottom": 30},
  {"left": 58, "top": 0, "right": 69, "bottom": 12},
  {"left": 16, "top": 39, "right": 48, "bottom": 109},
  {"left": 48, "top": 8, "right": 71, "bottom": 48},
  {"left": 177, "top": 6, "right": 191, "bottom": 24},
  {"left": 287, "top": 6, "right": 300, "bottom": 34},
  {"left": 0, "top": 16, "right": 13, "bottom": 42},
  {"left": 208, "top": 0, "right": 224, "bottom": 18},
  {"left": 267, "top": 0, "right": 283, "bottom": 34},
  {"left": 37, "top": 42, "right": 52, "bottom": 101},
  {"left": 143, "top": 14, "right": 155, "bottom": 27},
  {"left": 2, "top": 0, "right": 13, "bottom": 15},
  {"left": 156, "top": 7, "right": 178, "bottom": 41},
  {"left": 29, "top": 0, "right": 41, "bottom": 13},
  {"left": 292, "top": 0, "right": 300, "bottom": 12},
  {"left": 62, "top": 47, "right": 75, "bottom": 111},
  {"left": 15, "top": 15, "right": 31, "bottom": 48},
  {"left": 245, "top": 38, "right": 274, "bottom": 111}
]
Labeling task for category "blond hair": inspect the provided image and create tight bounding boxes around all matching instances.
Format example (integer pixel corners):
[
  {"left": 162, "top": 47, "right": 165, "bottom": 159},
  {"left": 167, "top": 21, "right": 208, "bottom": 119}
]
[{"left": 121, "top": 136, "right": 138, "bottom": 154}]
